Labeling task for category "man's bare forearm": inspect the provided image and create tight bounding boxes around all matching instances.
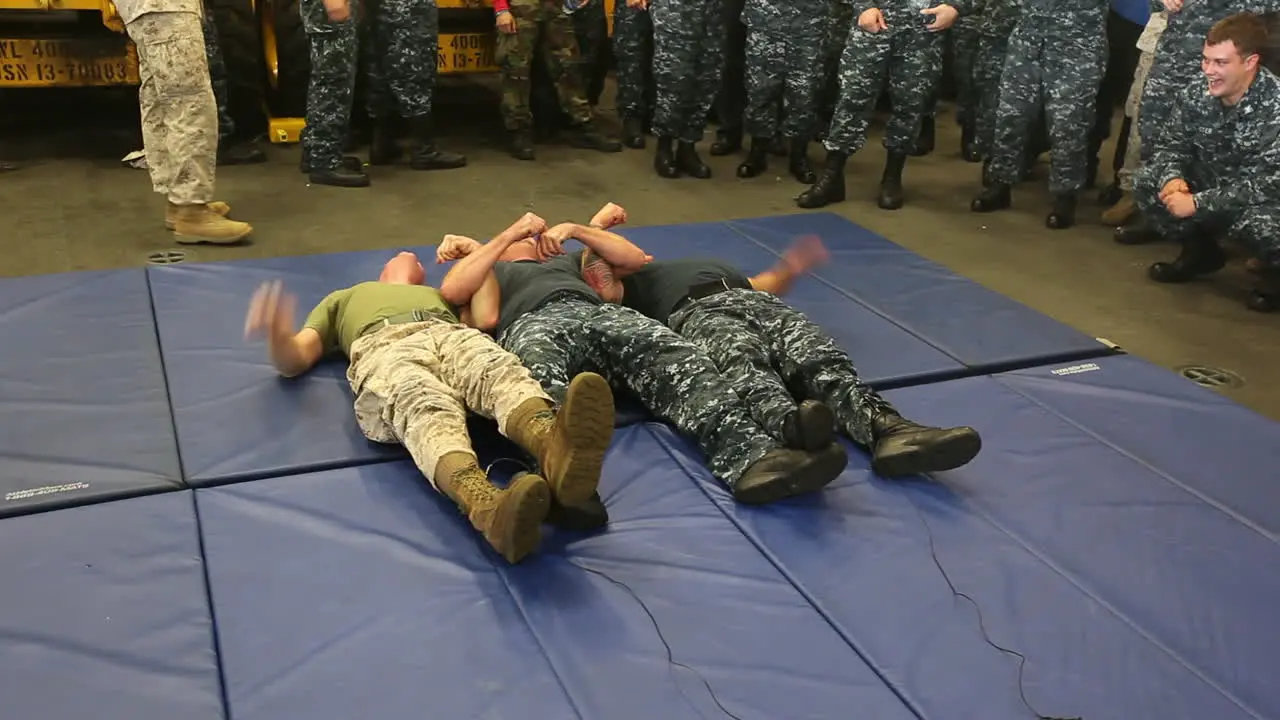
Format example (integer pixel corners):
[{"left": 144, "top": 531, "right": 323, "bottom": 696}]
[
  {"left": 570, "top": 224, "right": 650, "bottom": 271},
  {"left": 271, "top": 329, "right": 323, "bottom": 378},
  {"left": 439, "top": 230, "right": 521, "bottom": 305}
]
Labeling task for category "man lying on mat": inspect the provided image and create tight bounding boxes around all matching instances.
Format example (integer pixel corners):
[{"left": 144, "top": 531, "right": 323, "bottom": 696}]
[
  {"left": 579, "top": 231, "right": 983, "bottom": 478},
  {"left": 241, "top": 212, "right": 615, "bottom": 564},
  {"left": 435, "top": 202, "right": 849, "bottom": 522}
]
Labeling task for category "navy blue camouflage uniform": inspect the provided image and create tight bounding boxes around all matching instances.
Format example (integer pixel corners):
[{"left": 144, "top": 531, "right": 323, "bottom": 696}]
[
  {"left": 946, "top": 4, "right": 984, "bottom": 159},
  {"left": 201, "top": 10, "right": 234, "bottom": 147},
  {"left": 612, "top": 0, "right": 656, "bottom": 147},
  {"left": 1136, "top": 68, "right": 1280, "bottom": 310},
  {"left": 736, "top": 0, "right": 828, "bottom": 183},
  {"left": 1139, "top": 0, "right": 1280, "bottom": 161},
  {"left": 817, "top": 0, "right": 855, "bottom": 130},
  {"left": 300, "top": 0, "right": 463, "bottom": 185},
  {"left": 300, "top": 0, "right": 366, "bottom": 177},
  {"left": 798, "top": 0, "right": 971, "bottom": 211},
  {"left": 650, "top": 0, "right": 726, "bottom": 178},
  {"left": 970, "top": 0, "right": 1109, "bottom": 229},
  {"left": 971, "top": 0, "right": 1019, "bottom": 160},
  {"left": 618, "top": 257, "right": 983, "bottom": 477},
  {"left": 621, "top": 259, "right": 896, "bottom": 448},
  {"left": 492, "top": 251, "right": 784, "bottom": 488}
]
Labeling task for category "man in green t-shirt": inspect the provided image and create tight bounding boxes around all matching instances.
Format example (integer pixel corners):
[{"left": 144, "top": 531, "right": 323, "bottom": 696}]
[{"left": 242, "top": 213, "right": 615, "bottom": 565}]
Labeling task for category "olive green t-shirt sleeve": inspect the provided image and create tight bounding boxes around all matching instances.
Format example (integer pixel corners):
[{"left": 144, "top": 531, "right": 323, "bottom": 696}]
[{"left": 301, "top": 288, "right": 350, "bottom": 355}]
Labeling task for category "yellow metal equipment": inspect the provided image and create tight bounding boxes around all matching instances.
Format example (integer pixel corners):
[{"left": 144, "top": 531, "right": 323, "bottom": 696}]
[{"left": 1, "top": 0, "right": 612, "bottom": 144}]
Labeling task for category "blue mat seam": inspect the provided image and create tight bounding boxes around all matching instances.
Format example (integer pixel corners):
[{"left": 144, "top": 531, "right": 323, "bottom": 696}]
[
  {"left": 188, "top": 489, "right": 236, "bottom": 720},
  {"left": 925, "top": 457, "right": 1268, "bottom": 720},
  {"left": 190, "top": 454, "right": 407, "bottom": 490},
  {"left": 994, "top": 375, "right": 1278, "bottom": 546},
  {"left": 639, "top": 422, "right": 929, "bottom": 720},
  {"left": 724, "top": 220, "right": 1119, "bottom": 375},
  {"left": 144, "top": 266, "right": 193, "bottom": 486},
  {"left": 479, "top": 545, "right": 588, "bottom": 720},
  {"left": 149, "top": 268, "right": 233, "bottom": 720}
]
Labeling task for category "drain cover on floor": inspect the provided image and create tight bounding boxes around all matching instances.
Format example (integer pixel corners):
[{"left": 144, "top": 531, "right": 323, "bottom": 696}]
[
  {"left": 1177, "top": 365, "right": 1244, "bottom": 389},
  {"left": 147, "top": 250, "right": 187, "bottom": 265}
]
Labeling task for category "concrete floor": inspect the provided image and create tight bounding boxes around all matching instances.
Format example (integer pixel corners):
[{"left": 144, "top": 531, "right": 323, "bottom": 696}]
[{"left": 3, "top": 79, "right": 1278, "bottom": 420}]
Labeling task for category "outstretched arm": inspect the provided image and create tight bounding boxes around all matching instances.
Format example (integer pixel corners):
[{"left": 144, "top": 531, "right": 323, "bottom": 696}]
[
  {"left": 749, "top": 235, "right": 829, "bottom": 297},
  {"left": 439, "top": 213, "right": 546, "bottom": 306},
  {"left": 244, "top": 280, "right": 329, "bottom": 378}
]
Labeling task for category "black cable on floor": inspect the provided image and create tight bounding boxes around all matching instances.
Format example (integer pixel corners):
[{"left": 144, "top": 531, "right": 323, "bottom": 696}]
[
  {"left": 909, "top": 500, "right": 1082, "bottom": 720},
  {"left": 487, "top": 456, "right": 741, "bottom": 717},
  {"left": 570, "top": 560, "right": 746, "bottom": 720}
]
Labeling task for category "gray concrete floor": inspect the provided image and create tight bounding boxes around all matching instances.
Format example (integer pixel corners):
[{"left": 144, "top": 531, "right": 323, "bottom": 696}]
[{"left": 3, "top": 78, "right": 1278, "bottom": 419}]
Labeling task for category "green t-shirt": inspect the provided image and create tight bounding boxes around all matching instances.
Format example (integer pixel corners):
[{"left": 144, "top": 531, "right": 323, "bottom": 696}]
[{"left": 302, "top": 281, "right": 460, "bottom": 357}]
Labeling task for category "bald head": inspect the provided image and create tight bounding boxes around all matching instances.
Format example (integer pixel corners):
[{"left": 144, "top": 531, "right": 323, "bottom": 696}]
[{"left": 380, "top": 251, "right": 426, "bottom": 285}]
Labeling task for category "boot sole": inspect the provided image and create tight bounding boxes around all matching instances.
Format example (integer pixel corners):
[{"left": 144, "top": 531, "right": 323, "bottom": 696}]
[
  {"left": 735, "top": 445, "right": 848, "bottom": 505},
  {"left": 796, "top": 402, "right": 836, "bottom": 452},
  {"left": 174, "top": 227, "right": 253, "bottom": 245},
  {"left": 873, "top": 428, "right": 982, "bottom": 479},
  {"left": 489, "top": 473, "right": 551, "bottom": 564},
  {"left": 548, "top": 372, "right": 615, "bottom": 506}
]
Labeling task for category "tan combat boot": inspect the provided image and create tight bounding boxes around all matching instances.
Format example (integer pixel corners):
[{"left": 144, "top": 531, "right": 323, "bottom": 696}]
[
  {"left": 166, "top": 201, "right": 231, "bottom": 230},
  {"left": 535, "top": 372, "right": 615, "bottom": 507},
  {"left": 439, "top": 466, "right": 551, "bottom": 564},
  {"left": 169, "top": 202, "right": 252, "bottom": 245},
  {"left": 1100, "top": 192, "right": 1135, "bottom": 226}
]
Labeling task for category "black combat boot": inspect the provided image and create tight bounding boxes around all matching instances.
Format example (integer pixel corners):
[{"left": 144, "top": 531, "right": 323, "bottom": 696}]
[
  {"left": 737, "top": 136, "right": 770, "bottom": 178},
  {"left": 217, "top": 139, "right": 266, "bottom": 165},
  {"left": 1148, "top": 234, "right": 1227, "bottom": 284},
  {"left": 622, "top": 116, "right": 645, "bottom": 149},
  {"left": 304, "top": 139, "right": 369, "bottom": 187},
  {"left": 710, "top": 125, "right": 742, "bottom": 156},
  {"left": 407, "top": 115, "right": 467, "bottom": 170},
  {"left": 795, "top": 151, "right": 848, "bottom": 208},
  {"left": 732, "top": 443, "right": 849, "bottom": 505},
  {"left": 788, "top": 136, "right": 816, "bottom": 184},
  {"left": 368, "top": 117, "right": 403, "bottom": 165},
  {"left": 1113, "top": 214, "right": 1159, "bottom": 245},
  {"left": 877, "top": 151, "right": 908, "bottom": 210},
  {"left": 781, "top": 400, "right": 836, "bottom": 452},
  {"left": 510, "top": 128, "right": 535, "bottom": 161},
  {"left": 654, "top": 136, "right": 680, "bottom": 178},
  {"left": 298, "top": 147, "right": 362, "bottom": 175},
  {"left": 869, "top": 413, "right": 982, "bottom": 478},
  {"left": 567, "top": 121, "right": 623, "bottom": 153},
  {"left": 960, "top": 122, "right": 980, "bottom": 163},
  {"left": 676, "top": 140, "right": 712, "bottom": 178},
  {"left": 911, "top": 114, "right": 936, "bottom": 157},
  {"left": 1045, "top": 191, "right": 1077, "bottom": 229},
  {"left": 1247, "top": 264, "right": 1280, "bottom": 312},
  {"left": 971, "top": 182, "right": 1011, "bottom": 212}
]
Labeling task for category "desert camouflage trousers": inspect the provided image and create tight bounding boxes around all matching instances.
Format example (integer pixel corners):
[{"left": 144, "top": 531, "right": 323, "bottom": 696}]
[
  {"left": 346, "top": 318, "right": 553, "bottom": 489},
  {"left": 126, "top": 11, "right": 218, "bottom": 204}
]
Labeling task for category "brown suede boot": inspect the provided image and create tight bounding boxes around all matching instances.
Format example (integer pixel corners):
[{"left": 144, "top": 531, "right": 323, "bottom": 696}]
[
  {"left": 165, "top": 200, "right": 231, "bottom": 230},
  {"left": 170, "top": 203, "right": 253, "bottom": 245},
  {"left": 1100, "top": 192, "right": 1135, "bottom": 226},
  {"left": 435, "top": 454, "right": 551, "bottom": 564},
  {"left": 506, "top": 373, "right": 615, "bottom": 507}
]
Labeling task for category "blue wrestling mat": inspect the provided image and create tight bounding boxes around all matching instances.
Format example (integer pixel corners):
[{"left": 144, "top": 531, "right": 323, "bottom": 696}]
[
  {"left": 729, "top": 212, "right": 1120, "bottom": 376},
  {"left": 1, "top": 213, "right": 1275, "bottom": 720},
  {"left": 0, "top": 269, "right": 182, "bottom": 517}
]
